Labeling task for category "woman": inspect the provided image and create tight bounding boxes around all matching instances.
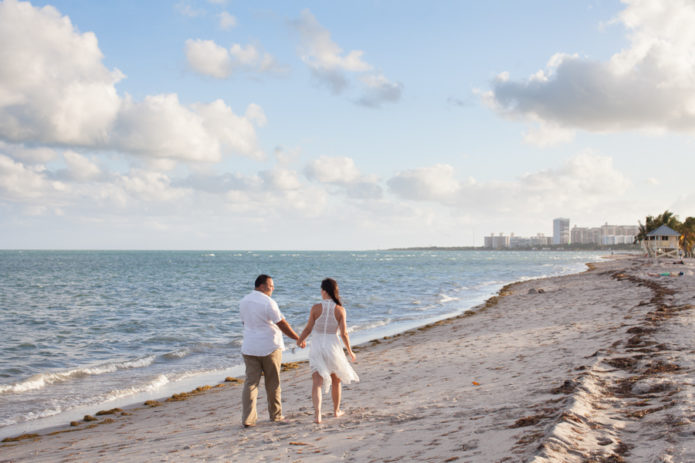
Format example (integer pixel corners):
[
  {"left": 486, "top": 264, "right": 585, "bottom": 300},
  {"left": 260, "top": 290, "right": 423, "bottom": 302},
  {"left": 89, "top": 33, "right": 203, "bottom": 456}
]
[{"left": 297, "top": 278, "right": 359, "bottom": 423}]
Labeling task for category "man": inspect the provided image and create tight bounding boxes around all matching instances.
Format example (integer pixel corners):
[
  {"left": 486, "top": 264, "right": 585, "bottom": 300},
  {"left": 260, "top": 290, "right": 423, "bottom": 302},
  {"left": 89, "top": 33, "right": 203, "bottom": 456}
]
[{"left": 239, "top": 274, "right": 301, "bottom": 427}]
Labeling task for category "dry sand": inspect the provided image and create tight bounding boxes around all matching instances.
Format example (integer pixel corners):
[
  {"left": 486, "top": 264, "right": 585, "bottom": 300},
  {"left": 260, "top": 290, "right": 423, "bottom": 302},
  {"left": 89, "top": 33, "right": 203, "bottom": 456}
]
[{"left": 1, "top": 256, "right": 694, "bottom": 462}]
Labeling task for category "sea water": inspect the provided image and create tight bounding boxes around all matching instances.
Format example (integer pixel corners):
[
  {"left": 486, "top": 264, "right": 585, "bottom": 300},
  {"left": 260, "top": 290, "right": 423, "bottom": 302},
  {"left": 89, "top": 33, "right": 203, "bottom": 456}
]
[{"left": 0, "top": 250, "right": 602, "bottom": 437}]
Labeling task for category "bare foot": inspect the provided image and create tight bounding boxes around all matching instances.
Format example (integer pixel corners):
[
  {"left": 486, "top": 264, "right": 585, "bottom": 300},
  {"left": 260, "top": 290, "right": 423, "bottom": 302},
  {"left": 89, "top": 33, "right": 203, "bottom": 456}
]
[
  {"left": 314, "top": 416, "right": 322, "bottom": 424},
  {"left": 334, "top": 410, "right": 345, "bottom": 418}
]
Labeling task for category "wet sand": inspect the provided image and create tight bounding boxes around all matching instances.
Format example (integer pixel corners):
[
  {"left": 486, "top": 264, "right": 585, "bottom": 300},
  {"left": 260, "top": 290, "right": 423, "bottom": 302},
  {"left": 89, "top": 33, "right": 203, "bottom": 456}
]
[{"left": 2, "top": 256, "right": 694, "bottom": 462}]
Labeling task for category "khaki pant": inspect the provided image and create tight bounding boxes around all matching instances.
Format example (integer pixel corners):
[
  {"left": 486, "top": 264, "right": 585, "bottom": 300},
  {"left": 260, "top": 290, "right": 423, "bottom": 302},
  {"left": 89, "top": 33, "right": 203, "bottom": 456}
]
[{"left": 242, "top": 349, "right": 282, "bottom": 426}]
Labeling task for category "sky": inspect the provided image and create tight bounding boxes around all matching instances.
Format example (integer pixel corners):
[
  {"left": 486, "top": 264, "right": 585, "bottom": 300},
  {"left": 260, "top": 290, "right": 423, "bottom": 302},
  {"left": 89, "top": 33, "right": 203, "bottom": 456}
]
[{"left": 1, "top": 0, "right": 694, "bottom": 250}]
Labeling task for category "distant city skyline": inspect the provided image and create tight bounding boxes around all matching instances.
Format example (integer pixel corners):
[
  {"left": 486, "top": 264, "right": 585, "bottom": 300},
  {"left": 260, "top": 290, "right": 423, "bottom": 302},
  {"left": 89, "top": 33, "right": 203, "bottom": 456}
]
[
  {"left": 484, "top": 217, "right": 640, "bottom": 249},
  {"left": 1, "top": 1, "right": 694, "bottom": 249}
]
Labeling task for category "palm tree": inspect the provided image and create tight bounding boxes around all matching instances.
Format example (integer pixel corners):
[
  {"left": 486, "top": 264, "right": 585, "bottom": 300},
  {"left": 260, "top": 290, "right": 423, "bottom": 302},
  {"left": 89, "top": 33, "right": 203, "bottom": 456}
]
[
  {"left": 679, "top": 216, "right": 695, "bottom": 258},
  {"left": 636, "top": 210, "right": 680, "bottom": 243},
  {"left": 656, "top": 210, "right": 681, "bottom": 230}
]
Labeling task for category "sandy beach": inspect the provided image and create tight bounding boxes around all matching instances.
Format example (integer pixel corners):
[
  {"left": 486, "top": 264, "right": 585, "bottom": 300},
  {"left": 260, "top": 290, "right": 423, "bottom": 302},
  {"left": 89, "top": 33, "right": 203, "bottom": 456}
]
[{"left": 1, "top": 256, "right": 693, "bottom": 462}]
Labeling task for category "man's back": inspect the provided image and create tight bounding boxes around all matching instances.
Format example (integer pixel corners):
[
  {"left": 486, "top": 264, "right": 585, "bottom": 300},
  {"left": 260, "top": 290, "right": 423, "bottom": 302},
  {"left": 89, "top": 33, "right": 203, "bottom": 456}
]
[{"left": 240, "top": 290, "right": 284, "bottom": 356}]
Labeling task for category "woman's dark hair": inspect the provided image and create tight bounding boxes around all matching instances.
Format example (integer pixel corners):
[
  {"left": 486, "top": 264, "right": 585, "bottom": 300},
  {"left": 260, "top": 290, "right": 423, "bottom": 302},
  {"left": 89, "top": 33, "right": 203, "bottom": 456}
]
[
  {"left": 255, "top": 274, "right": 272, "bottom": 288},
  {"left": 321, "top": 278, "right": 342, "bottom": 306}
]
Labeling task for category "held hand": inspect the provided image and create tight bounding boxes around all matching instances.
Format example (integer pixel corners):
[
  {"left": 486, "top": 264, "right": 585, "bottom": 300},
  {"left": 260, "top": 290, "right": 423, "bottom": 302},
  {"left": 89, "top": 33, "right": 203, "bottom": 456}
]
[
  {"left": 297, "top": 340, "right": 307, "bottom": 349},
  {"left": 348, "top": 351, "right": 356, "bottom": 362}
]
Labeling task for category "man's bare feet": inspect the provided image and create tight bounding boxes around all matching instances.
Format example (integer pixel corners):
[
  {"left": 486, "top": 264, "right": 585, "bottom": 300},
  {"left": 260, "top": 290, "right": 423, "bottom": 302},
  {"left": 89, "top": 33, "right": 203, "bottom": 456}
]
[{"left": 334, "top": 409, "right": 345, "bottom": 418}]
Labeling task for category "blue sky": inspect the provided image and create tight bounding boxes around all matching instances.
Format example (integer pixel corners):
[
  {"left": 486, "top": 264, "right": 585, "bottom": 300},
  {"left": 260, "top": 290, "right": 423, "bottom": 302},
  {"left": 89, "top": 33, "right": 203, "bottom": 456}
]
[{"left": 1, "top": 0, "right": 693, "bottom": 249}]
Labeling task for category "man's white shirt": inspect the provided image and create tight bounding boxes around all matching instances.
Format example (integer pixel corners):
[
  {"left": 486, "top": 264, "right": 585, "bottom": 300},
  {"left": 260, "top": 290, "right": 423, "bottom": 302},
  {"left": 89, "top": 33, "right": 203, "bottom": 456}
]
[{"left": 239, "top": 290, "right": 285, "bottom": 356}]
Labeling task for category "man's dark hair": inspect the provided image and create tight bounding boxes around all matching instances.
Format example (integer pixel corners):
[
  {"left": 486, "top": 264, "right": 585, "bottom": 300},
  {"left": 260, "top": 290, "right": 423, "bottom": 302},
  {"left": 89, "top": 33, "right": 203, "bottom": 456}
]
[{"left": 255, "top": 274, "right": 272, "bottom": 288}]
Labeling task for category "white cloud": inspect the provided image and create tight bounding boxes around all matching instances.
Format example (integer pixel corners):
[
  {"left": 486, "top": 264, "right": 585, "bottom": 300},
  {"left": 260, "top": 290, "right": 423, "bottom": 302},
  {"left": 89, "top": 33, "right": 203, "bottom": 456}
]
[
  {"left": 522, "top": 119, "right": 576, "bottom": 147},
  {"left": 105, "top": 94, "right": 264, "bottom": 163},
  {"left": 118, "top": 169, "right": 190, "bottom": 202},
  {"left": 343, "top": 181, "right": 384, "bottom": 200},
  {"left": 519, "top": 152, "right": 630, "bottom": 201},
  {"left": 357, "top": 74, "right": 403, "bottom": 108},
  {"left": 229, "top": 43, "right": 259, "bottom": 66},
  {"left": 0, "top": 154, "right": 63, "bottom": 201},
  {"left": 244, "top": 103, "right": 267, "bottom": 127},
  {"left": 486, "top": 0, "right": 695, "bottom": 138},
  {"left": 62, "top": 150, "right": 101, "bottom": 182},
  {"left": 0, "top": 0, "right": 123, "bottom": 145},
  {"left": 388, "top": 153, "right": 631, "bottom": 218},
  {"left": 305, "top": 156, "right": 362, "bottom": 184},
  {"left": 259, "top": 167, "right": 302, "bottom": 191},
  {"left": 184, "top": 39, "right": 231, "bottom": 78},
  {"left": 291, "top": 9, "right": 401, "bottom": 105},
  {"left": 0, "top": 1, "right": 267, "bottom": 169},
  {"left": 175, "top": 1, "right": 204, "bottom": 18},
  {"left": 112, "top": 94, "right": 220, "bottom": 163},
  {"left": 388, "top": 164, "right": 461, "bottom": 201},
  {"left": 218, "top": 11, "right": 236, "bottom": 29},
  {"left": 304, "top": 156, "right": 383, "bottom": 199},
  {"left": 192, "top": 99, "right": 265, "bottom": 160},
  {"left": 292, "top": 9, "right": 371, "bottom": 81},
  {"left": 274, "top": 146, "right": 301, "bottom": 165},
  {"left": 0, "top": 141, "right": 57, "bottom": 164},
  {"left": 185, "top": 39, "right": 283, "bottom": 78}
]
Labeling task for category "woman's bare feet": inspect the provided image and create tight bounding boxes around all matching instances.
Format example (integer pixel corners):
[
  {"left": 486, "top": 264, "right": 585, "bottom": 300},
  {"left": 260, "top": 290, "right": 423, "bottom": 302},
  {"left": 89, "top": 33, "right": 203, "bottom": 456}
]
[
  {"left": 314, "top": 415, "right": 322, "bottom": 424},
  {"left": 334, "top": 409, "right": 345, "bottom": 418}
]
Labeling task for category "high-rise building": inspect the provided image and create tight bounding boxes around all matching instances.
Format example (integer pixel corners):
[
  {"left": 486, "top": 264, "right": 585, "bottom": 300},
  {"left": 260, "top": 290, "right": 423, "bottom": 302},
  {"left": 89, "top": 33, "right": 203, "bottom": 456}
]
[
  {"left": 553, "top": 218, "right": 570, "bottom": 245},
  {"left": 571, "top": 223, "right": 640, "bottom": 245},
  {"left": 483, "top": 233, "right": 510, "bottom": 249}
]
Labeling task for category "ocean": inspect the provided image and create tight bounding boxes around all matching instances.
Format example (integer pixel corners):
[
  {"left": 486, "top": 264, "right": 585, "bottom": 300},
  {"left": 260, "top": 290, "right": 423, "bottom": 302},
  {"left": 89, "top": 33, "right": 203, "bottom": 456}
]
[{"left": 0, "top": 250, "right": 602, "bottom": 438}]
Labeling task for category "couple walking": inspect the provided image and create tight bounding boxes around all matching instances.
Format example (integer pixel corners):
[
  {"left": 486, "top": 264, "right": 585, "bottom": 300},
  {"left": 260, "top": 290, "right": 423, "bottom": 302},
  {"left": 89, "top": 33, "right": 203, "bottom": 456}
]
[{"left": 239, "top": 274, "right": 359, "bottom": 426}]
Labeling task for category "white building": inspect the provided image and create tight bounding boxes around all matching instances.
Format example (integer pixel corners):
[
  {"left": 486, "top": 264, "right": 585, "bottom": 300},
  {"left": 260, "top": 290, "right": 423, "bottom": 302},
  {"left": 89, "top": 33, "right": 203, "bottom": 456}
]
[
  {"left": 571, "top": 226, "right": 602, "bottom": 245},
  {"left": 510, "top": 233, "right": 551, "bottom": 248},
  {"left": 553, "top": 218, "right": 570, "bottom": 245},
  {"left": 571, "top": 223, "right": 639, "bottom": 245},
  {"left": 484, "top": 233, "right": 511, "bottom": 249}
]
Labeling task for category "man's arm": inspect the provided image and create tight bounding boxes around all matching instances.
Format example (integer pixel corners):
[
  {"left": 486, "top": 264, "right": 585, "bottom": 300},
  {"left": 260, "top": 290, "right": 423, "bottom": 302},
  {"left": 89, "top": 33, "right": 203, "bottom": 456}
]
[{"left": 276, "top": 319, "right": 300, "bottom": 341}]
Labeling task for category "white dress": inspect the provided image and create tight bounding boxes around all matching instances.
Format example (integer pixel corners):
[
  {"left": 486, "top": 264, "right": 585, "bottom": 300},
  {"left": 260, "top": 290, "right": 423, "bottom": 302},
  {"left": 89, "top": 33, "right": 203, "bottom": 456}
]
[{"left": 309, "top": 300, "right": 359, "bottom": 393}]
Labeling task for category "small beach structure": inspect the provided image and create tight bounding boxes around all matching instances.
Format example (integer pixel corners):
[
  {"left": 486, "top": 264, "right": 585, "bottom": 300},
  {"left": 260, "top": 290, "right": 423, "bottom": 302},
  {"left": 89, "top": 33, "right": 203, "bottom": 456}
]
[{"left": 643, "top": 224, "right": 682, "bottom": 258}]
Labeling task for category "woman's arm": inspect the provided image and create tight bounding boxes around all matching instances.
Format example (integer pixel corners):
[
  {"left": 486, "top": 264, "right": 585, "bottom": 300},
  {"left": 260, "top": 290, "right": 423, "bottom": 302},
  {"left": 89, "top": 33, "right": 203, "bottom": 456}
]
[
  {"left": 336, "top": 305, "right": 356, "bottom": 362},
  {"left": 297, "top": 304, "right": 321, "bottom": 347}
]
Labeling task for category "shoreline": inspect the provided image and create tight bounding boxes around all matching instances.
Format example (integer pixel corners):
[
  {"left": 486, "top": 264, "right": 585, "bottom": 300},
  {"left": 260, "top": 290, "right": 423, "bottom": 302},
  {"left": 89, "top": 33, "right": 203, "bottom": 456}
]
[
  {"left": 2, "top": 255, "right": 693, "bottom": 461},
  {"left": 0, "top": 258, "right": 603, "bottom": 443},
  {"left": 0, "top": 254, "right": 595, "bottom": 441}
]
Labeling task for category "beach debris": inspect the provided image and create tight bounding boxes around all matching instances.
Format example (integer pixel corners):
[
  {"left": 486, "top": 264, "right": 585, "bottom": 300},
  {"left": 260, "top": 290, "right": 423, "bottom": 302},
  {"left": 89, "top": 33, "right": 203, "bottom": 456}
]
[
  {"left": 289, "top": 441, "right": 310, "bottom": 446},
  {"left": 472, "top": 381, "right": 481, "bottom": 386},
  {"left": 550, "top": 379, "right": 577, "bottom": 394},
  {"left": 83, "top": 415, "right": 98, "bottom": 422},
  {"left": 1, "top": 433, "right": 40, "bottom": 443},
  {"left": 166, "top": 385, "right": 213, "bottom": 402},
  {"left": 281, "top": 362, "right": 301, "bottom": 371},
  {"left": 70, "top": 421, "right": 81, "bottom": 427},
  {"left": 509, "top": 414, "right": 545, "bottom": 428},
  {"left": 96, "top": 408, "right": 123, "bottom": 416},
  {"left": 225, "top": 376, "right": 243, "bottom": 384},
  {"left": 144, "top": 400, "right": 162, "bottom": 407},
  {"left": 604, "top": 357, "right": 638, "bottom": 370},
  {"left": 527, "top": 288, "right": 545, "bottom": 294}
]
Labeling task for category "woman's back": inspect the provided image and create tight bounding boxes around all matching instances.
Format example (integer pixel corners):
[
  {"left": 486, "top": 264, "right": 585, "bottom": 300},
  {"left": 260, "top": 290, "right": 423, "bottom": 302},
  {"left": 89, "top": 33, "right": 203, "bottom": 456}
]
[{"left": 314, "top": 299, "right": 339, "bottom": 335}]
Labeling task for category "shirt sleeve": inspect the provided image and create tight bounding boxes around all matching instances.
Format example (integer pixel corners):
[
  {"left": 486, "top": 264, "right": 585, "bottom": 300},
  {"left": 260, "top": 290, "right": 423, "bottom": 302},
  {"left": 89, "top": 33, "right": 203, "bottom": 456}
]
[{"left": 268, "top": 299, "right": 283, "bottom": 324}]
